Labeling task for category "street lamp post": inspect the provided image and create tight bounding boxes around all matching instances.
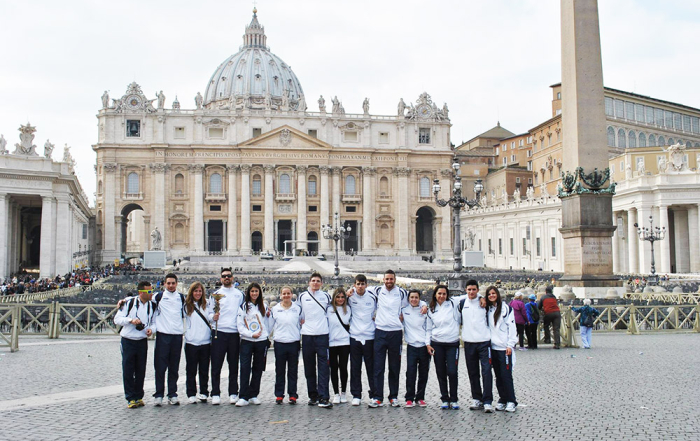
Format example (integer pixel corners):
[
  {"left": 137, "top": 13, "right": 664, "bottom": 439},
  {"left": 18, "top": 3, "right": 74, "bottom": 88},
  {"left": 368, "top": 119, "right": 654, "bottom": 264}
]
[
  {"left": 634, "top": 215, "right": 666, "bottom": 285},
  {"left": 322, "top": 212, "right": 351, "bottom": 286},
  {"left": 433, "top": 156, "right": 483, "bottom": 292}
]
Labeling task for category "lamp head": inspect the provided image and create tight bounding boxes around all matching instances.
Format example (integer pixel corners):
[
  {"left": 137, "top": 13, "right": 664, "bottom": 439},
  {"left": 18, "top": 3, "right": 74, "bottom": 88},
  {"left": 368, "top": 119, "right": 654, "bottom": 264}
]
[
  {"left": 474, "top": 179, "right": 484, "bottom": 194},
  {"left": 432, "top": 179, "right": 441, "bottom": 194}
]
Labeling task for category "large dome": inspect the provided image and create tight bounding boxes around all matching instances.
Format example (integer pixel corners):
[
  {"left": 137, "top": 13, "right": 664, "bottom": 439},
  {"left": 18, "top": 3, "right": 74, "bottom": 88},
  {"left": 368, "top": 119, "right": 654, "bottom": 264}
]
[{"left": 203, "top": 9, "right": 305, "bottom": 110}]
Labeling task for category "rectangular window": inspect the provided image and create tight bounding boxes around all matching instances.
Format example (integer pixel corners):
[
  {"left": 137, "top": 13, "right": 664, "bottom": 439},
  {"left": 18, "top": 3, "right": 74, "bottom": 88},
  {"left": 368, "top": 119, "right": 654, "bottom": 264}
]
[
  {"left": 605, "top": 97, "right": 614, "bottom": 116},
  {"left": 519, "top": 139, "right": 524, "bottom": 147},
  {"left": 126, "top": 120, "right": 140, "bottom": 137},
  {"left": 308, "top": 205, "right": 318, "bottom": 212},
  {"left": 511, "top": 141, "right": 515, "bottom": 150},
  {"left": 625, "top": 102, "right": 635, "bottom": 120},
  {"left": 209, "top": 205, "right": 222, "bottom": 212},
  {"left": 522, "top": 238, "right": 527, "bottom": 255},
  {"left": 528, "top": 178, "right": 532, "bottom": 184},
  {"left": 551, "top": 237, "right": 556, "bottom": 257},
  {"left": 252, "top": 128, "right": 262, "bottom": 137},
  {"left": 673, "top": 113, "right": 682, "bottom": 130},
  {"left": 536, "top": 237, "right": 541, "bottom": 257},
  {"left": 503, "top": 157, "right": 507, "bottom": 166},
  {"left": 683, "top": 114, "right": 691, "bottom": 132},
  {"left": 510, "top": 238, "right": 514, "bottom": 255},
  {"left": 635, "top": 104, "right": 645, "bottom": 123},
  {"left": 344, "top": 131, "right": 358, "bottom": 142},
  {"left": 488, "top": 239, "right": 492, "bottom": 253},
  {"left": 345, "top": 206, "right": 356, "bottom": 213},
  {"left": 495, "top": 147, "right": 499, "bottom": 155},
  {"left": 620, "top": 160, "right": 624, "bottom": 172},
  {"left": 379, "top": 132, "right": 389, "bottom": 144},
  {"left": 664, "top": 110, "right": 673, "bottom": 128},
  {"left": 252, "top": 205, "right": 262, "bottom": 212},
  {"left": 645, "top": 106, "right": 654, "bottom": 124},
  {"left": 82, "top": 224, "right": 88, "bottom": 240},
  {"left": 527, "top": 150, "right": 532, "bottom": 157},
  {"left": 511, "top": 155, "right": 516, "bottom": 162},
  {"left": 654, "top": 108, "right": 664, "bottom": 126},
  {"left": 308, "top": 180, "right": 317, "bottom": 195},
  {"left": 418, "top": 128, "right": 431, "bottom": 144},
  {"left": 252, "top": 180, "right": 261, "bottom": 195},
  {"left": 527, "top": 161, "right": 532, "bottom": 171},
  {"left": 692, "top": 116, "right": 700, "bottom": 134},
  {"left": 614, "top": 100, "right": 624, "bottom": 118},
  {"left": 208, "top": 127, "right": 224, "bottom": 138},
  {"left": 498, "top": 239, "right": 502, "bottom": 255},
  {"left": 308, "top": 129, "right": 318, "bottom": 138},
  {"left": 174, "top": 127, "right": 185, "bottom": 139}
]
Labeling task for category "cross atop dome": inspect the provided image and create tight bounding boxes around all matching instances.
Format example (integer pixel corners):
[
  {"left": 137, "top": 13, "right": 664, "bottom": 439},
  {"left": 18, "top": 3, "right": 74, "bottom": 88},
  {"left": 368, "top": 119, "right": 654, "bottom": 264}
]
[{"left": 243, "top": 7, "right": 267, "bottom": 48}]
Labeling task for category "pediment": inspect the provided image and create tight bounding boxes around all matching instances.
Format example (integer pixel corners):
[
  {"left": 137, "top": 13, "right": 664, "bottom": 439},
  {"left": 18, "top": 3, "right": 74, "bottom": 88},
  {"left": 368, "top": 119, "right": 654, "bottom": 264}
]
[{"left": 239, "top": 125, "right": 331, "bottom": 151}]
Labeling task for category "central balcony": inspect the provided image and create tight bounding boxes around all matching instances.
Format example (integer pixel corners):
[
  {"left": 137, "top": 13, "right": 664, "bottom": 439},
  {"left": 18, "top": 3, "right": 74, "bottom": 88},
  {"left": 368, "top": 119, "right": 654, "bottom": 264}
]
[{"left": 275, "top": 193, "right": 296, "bottom": 202}]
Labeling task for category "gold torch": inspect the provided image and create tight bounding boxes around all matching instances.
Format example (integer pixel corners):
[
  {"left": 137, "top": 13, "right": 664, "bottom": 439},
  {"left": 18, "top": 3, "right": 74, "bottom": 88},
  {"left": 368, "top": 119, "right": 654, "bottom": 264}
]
[{"left": 211, "top": 293, "right": 226, "bottom": 339}]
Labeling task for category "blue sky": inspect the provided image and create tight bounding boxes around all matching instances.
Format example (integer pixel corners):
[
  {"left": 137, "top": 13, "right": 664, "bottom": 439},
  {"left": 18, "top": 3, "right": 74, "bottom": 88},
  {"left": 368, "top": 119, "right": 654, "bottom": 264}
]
[{"left": 1, "top": 0, "right": 698, "bottom": 202}]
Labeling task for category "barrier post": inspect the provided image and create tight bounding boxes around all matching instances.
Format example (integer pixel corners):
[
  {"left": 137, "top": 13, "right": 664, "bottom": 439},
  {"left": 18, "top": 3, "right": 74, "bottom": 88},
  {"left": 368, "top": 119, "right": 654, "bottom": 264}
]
[
  {"left": 627, "top": 305, "right": 639, "bottom": 335},
  {"left": 11, "top": 306, "right": 20, "bottom": 352}
]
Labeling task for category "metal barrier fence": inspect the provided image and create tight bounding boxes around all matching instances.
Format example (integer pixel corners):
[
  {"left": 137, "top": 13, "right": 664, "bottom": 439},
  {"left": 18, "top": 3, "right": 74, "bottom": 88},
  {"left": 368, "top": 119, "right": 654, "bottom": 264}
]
[
  {"left": 0, "top": 305, "right": 20, "bottom": 352},
  {"left": 623, "top": 292, "right": 700, "bottom": 304},
  {"left": 0, "top": 277, "right": 114, "bottom": 304}
]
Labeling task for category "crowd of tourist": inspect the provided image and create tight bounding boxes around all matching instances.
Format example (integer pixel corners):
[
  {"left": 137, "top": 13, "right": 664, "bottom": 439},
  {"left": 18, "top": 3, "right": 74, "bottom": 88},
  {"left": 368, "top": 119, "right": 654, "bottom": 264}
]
[{"left": 116, "top": 268, "right": 594, "bottom": 412}]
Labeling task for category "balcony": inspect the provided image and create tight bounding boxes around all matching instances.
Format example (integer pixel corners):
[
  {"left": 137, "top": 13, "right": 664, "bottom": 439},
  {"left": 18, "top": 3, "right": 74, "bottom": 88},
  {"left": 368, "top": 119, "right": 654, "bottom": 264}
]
[
  {"left": 122, "top": 192, "right": 144, "bottom": 200},
  {"left": 342, "top": 193, "right": 362, "bottom": 203},
  {"left": 275, "top": 193, "right": 296, "bottom": 202},
  {"left": 205, "top": 193, "right": 227, "bottom": 202}
]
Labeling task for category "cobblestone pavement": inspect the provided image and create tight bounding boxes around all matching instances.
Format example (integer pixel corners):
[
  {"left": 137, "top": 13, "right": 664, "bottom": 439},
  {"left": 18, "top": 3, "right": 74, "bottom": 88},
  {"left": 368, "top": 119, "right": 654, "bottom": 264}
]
[{"left": 1, "top": 333, "right": 699, "bottom": 440}]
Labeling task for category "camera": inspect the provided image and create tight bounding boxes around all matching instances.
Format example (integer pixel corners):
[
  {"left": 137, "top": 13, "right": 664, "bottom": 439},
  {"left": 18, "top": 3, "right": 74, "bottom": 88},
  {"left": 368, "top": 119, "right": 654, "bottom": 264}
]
[{"left": 135, "top": 323, "right": 145, "bottom": 331}]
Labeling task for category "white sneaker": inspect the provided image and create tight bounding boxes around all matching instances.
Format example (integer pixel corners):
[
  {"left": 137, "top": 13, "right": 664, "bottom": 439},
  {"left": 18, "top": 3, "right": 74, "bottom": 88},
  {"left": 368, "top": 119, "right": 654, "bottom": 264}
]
[
  {"left": 390, "top": 398, "right": 400, "bottom": 407},
  {"left": 469, "top": 399, "right": 484, "bottom": 410},
  {"left": 168, "top": 396, "right": 179, "bottom": 405},
  {"left": 505, "top": 402, "right": 517, "bottom": 412},
  {"left": 211, "top": 395, "right": 221, "bottom": 405},
  {"left": 229, "top": 394, "right": 238, "bottom": 404},
  {"left": 153, "top": 397, "right": 163, "bottom": 407},
  {"left": 351, "top": 398, "right": 361, "bottom": 406},
  {"left": 196, "top": 393, "right": 207, "bottom": 402},
  {"left": 332, "top": 394, "right": 341, "bottom": 404},
  {"left": 495, "top": 402, "right": 506, "bottom": 411},
  {"left": 235, "top": 398, "right": 249, "bottom": 407},
  {"left": 249, "top": 397, "right": 261, "bottom": 405},
  {"left": 340, "top": 392, "right": 348, "bottom": 403},
  {"left": 188, "top": 396, "right": 197, "bottom": 404},
  {"left": 483, "top": 403, "right": 494, "bottom": 413}
]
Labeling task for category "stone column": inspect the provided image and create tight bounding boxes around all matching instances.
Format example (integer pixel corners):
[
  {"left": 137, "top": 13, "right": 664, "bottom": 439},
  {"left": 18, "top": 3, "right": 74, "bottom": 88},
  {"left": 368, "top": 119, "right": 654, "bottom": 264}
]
[
  {"left": 40, "top": 196, "right": 55, "bottom": 278},
  {"left": 362, "top": 166, "right": 376, "bottom": 254},
  {"left": 627, "top": 210, "right": 638, "bottom": 274},
  {"left": 115, "top": 215, "right": 123, "bottom": 256},
  {"left": 658, "top": 205, "right": 671, "bottom": 273},
  {"left": 558, "top": 0, "right": 617, "bottom": 294},
  {"left": 264, "top": 164, "right": 275, "bottom": 253},
  {"left": 611, "top": 211, "right": 620, "bottom": 274},
  {"left": 240, "top": 165, "right": 252, "bottom": 254},
  {"left": 319, "top": 166, "right": 331, "bottom": 253},
  {"left": 150, "top": 163, "right": 168, "bottom": 251},
  {"left": 688, "top": 205, "right": 700, "bottom": 272},
  {"left": 331, "top": 166, "right": 341, "bottom": 219},
  {"left": 397, "top": 167, "right": 411, "bottom": 255},
  {"left": 0, "top": 194, "right": 6, "bottom": 281},
  {"left": 191, "top": 164, "right": 205, "bottom": 253},
  {"left": 103, "top": 163, "right": 117, "bottom": 255},
  {"left": 637, "top": 207, "right": 652, "bottom": 276},
  {"left": 297, "top": 165, "right": 308, "bottom": 251},
  {"left": 673, "top": 209, "right": 690, "bottom": 273},
  {"left": 204, "top": 220, "right": 209, "bottom": 252},
  {"left": 142, "top": 215, "right": 151, "bottom": 251},
  {"left": 227, "top": 165, "right": 239, "bottom": 254},
  {"left": 55, "top": 196, "right": 71, "bottom": 275}
]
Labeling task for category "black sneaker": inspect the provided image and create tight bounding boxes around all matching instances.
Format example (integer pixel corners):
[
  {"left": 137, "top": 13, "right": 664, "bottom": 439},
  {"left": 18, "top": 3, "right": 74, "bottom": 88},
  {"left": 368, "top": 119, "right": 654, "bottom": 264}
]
[
  {"left": 317, "top": 399, "right": 333, "bottom": 408},
  {"left": 308, "top": 399, "right": 319, "bottom": 406}
]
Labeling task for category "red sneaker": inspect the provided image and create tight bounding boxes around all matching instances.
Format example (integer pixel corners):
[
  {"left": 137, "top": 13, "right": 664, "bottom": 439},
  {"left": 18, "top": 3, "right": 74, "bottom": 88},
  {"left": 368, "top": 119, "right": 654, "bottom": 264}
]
[
  {"left": 418, "top": 400, "right": 427, "bottom": 407},
  {"left": 276, "top": 397, "right": 284, "bottom": 405},
  {"left": 288, "top": 397, "right": 297, "bottom": 405},
  {"left": 405, "top": 400, "right": 415, "bottom": 408}
]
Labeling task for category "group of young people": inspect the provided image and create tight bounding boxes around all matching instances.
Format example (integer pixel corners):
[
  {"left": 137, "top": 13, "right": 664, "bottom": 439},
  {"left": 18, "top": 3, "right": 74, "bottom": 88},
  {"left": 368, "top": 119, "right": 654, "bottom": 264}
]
[{"left": 115, "top": 269, "right": 519, "bottom": 412}]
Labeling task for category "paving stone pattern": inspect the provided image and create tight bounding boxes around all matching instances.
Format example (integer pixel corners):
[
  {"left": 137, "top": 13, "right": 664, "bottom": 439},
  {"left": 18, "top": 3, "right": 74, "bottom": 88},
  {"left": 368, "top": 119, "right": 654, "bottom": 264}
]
[{"left": 0, "top": 333, "right": 698, "bottom": 440}]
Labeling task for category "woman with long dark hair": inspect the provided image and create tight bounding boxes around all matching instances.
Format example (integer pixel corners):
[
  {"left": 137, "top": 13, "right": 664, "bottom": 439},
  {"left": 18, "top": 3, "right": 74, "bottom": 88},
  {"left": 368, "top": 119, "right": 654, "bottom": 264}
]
[
  {"left": 426, "top": 284, "right": 462, "bottom": 410},
  {"left": 235, "top": 282, "right": 269, "bottom": 406},
  {"left": 184, "top": 282, "right": 211, "bottom": 404},
  {"left": 485, "top": 286, "right": 518, "bottom": 412},
  {"left": 327, "top": 287, "right": 352, "bottom": 404}
]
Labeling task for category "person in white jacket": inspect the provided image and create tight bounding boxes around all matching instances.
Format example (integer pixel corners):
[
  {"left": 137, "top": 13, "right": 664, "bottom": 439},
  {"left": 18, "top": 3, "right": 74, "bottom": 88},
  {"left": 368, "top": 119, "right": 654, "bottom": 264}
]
[
  {"left": 485, "top": 286, "right": 518, "bottom": 413},
  {"left": 269, "top": 286, "right": 302, "bottom": 405},
  {"left": 236, "top": 282, "right": 270, "bottom": 407},
  {"left": 426, "top": 285, "right": 462, "bottom": 410},
  {"left": 114, "top": 281, "right": 156, "bottom": 409},
  {"left": 327, "top": 287, "right": 351, "bottom": 404},
  {"left": 400, "top": 290, "right": 429, "bottom": 408},
  {"left": 184, "top": 282, "right": 212, "bottom": 404}
]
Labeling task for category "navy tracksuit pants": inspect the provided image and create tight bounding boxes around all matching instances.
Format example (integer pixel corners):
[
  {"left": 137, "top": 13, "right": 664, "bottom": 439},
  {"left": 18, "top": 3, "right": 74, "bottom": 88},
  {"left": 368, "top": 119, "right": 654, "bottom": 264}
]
[
  {"left": 464, "top": 341, "right": 493, "bottom": 405},
  {"left": 274, "top": 341, "right": 300, "bottom": 399},
  {"left": 373, "top": 329, "right": 402, "bottom": 402},
  {"left": 121, "top": 337, "right": 148, "bottom": 402},
  {"left": 154, "top": 332, "right": 182, "bottom": 398},
  {"left": 491, "top": 349, "right": 517, "bottom": 405},
  {"left": 301, "top": 334, "right": 330, "bottom": 401},
  {"left": 405, "top": 344, "right": 430, "bottom": 402},
  {"left": 350, "top": 338, "right": 375, "bottom": 400}
]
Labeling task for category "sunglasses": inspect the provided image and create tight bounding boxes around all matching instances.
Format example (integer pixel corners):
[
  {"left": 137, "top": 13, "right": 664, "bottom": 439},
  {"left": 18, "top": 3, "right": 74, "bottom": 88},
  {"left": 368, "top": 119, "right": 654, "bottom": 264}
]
[
  {"left": 221, "top": 275, "right": 232, "bottom": 278},
  {"left": 138, "top": 289, "right": 153, "bottom": 295}
]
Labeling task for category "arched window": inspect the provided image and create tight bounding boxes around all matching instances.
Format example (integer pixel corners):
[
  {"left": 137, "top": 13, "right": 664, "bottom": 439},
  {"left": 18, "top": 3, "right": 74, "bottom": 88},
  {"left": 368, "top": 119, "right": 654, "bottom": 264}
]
[
  {"left": 174, "top": 223, "right": 185, "bottom": 243},
  {"left": 174, "top": 173, "right": 184, "bottom": 194},
  {"left": 695, "top": 143, "right": 700, "bottom": 148},
  {"left": 628, "top": 131, "right": 637, "bottom": 148},
  {"left": 658, "top": 136, "right": 665, "bottom": 146},
  {"left": 686, "top": 141, "right": 692, "bottom": 148},
  {"left": 345, "top": 175, "right": 356, "bottom": 194},
  {"left": 127, "top": 172, "right": 139, "bottom": 194},
  {"left": 668, "top": 138, "right": 674, "bottom": 146},
  {"left": 638, "top": 133, "right": 647, "bottom": 147},
  {"left": 648, "top": 134, "right": 657, "bottom": 146},
  {"left": 380, "top": 224, "right": 390, "bottom": 243},
  {"left": 419, "top": 177, "right": 431, "bottom": 198},
  {"left": 279, "top": 173, "right": 291, "bottom": 193},
  {"left": 379, "top": 176, "right": 389, "bottom": 196},
  {"left": 98, "top": 180, "right": 103, "bottom": 194},
  {"left": 209, "top": 173, "right": 222, "bottom": 193},
  {"left": 607, "top": 127, "right": 616, "bottom": 146},
  {"left": 251, "top": 231, "right": 263, "bottom": 252},
  {"left": 252, "top": 174, "right": 262, "bottom": 195},
  {"left": 617, "top": 129, "right": 626, "bottom": 148},
  {"left": 308, "top": 175, "right": 317, "bottom": 195}
]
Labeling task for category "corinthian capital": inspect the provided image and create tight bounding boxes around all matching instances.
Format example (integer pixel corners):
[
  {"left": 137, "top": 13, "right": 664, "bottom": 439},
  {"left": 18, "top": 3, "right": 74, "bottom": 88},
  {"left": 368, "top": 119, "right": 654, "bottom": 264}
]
[
  {"left": 263, "top": 164, "right": 276, "bottom": 173},
  {"left": 189, "top": 164, "right": 205, "bottom": 174},
  {"left": 149, "top": 162, "right": 169, "bottom": 173},
  {"left": 296, "top": 165, "right": 308, "bottom": 174},
  {"left": 103, "top": 162, "right": 117, "bottom": 173},
  {"left": 240, "top": 164, "right": 252, "bottom": 173},
  {"left": 319, "top": 165, "right": 330, "bottom": 175},
  {"left": 362, "top": 166, "right": 377, "bottom": 176}
]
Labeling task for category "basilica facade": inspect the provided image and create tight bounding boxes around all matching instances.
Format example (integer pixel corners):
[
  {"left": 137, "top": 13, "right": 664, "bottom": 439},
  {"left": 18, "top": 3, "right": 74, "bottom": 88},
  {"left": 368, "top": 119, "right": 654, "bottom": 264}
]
[{"left": 94, "top": 10, "right": 454, "bottom": 264}]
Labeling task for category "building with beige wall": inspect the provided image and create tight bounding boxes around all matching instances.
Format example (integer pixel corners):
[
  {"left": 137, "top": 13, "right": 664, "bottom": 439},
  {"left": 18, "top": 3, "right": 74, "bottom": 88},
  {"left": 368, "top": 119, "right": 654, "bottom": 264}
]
[{"left": 93, "top": 11, "right": 454, "bottom": 264}]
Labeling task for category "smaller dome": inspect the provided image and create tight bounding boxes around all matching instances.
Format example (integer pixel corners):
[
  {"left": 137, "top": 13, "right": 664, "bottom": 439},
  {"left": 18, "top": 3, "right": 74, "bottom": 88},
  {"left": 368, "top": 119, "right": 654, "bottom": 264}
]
[{"left": 203, "top": 9, "right": 305, "bottom": 111}]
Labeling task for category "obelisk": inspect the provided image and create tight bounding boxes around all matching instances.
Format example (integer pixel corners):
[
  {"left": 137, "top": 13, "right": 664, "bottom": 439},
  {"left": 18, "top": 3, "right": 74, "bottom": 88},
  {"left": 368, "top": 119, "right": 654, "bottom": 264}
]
[{"left": 557, "top": 0, "right": 619, "bottom": 298}]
